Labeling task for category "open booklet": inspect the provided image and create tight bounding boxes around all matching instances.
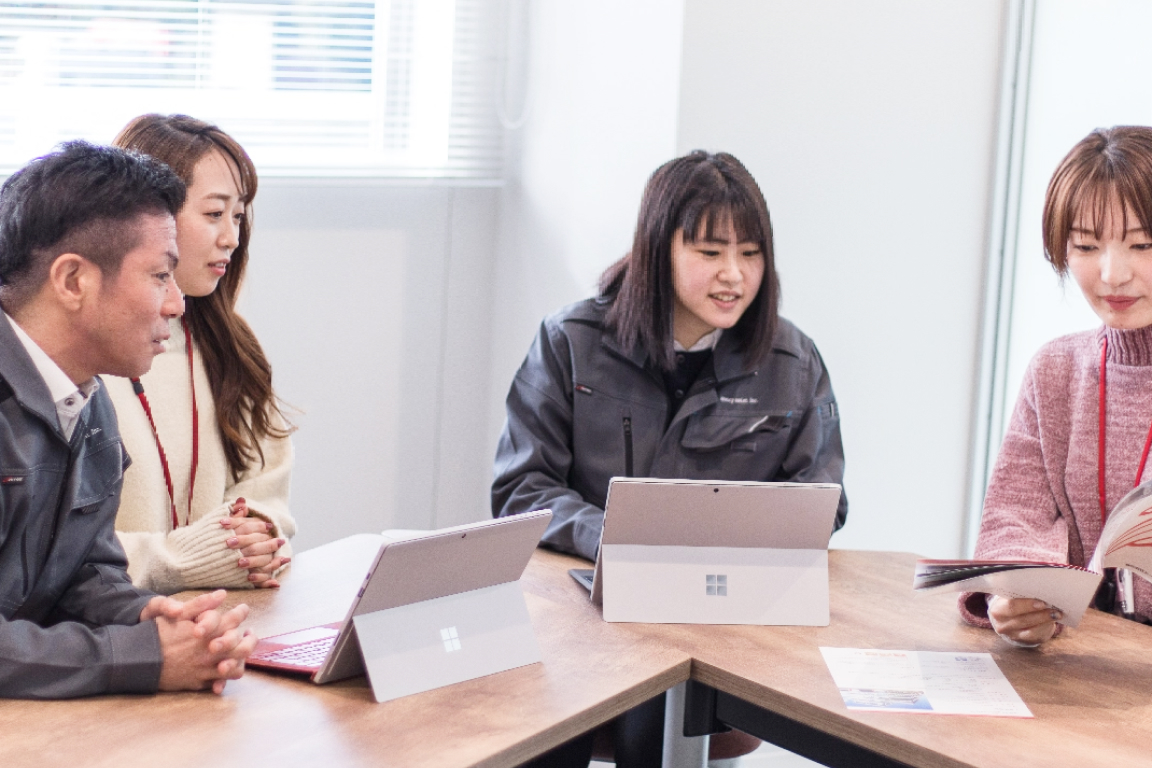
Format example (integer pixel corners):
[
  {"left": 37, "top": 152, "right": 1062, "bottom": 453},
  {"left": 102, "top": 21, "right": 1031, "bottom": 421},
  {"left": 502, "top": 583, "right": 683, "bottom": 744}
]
[{"left": 913, "top": 480, "right": 1152, "bottom": 627}]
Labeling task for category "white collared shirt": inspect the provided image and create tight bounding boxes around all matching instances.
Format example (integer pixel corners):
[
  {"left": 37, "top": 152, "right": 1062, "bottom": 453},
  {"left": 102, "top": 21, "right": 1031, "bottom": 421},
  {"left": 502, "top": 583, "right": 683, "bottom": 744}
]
[
  {"left": 4, "top": 312, "right": 100, "bottom": 440},
  {"left": 674, "top": 327, "right": 722, "bottom": 353}
]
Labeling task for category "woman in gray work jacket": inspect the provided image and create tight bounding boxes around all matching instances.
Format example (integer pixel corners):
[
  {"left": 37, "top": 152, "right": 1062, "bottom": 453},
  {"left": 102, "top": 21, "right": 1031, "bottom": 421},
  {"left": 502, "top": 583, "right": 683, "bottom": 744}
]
[
  {"left": 493, "top": 151, "right": 847, "bottom": 564},
  {"left": 494, "top": 151, "right": 847, "bottom": 768}
]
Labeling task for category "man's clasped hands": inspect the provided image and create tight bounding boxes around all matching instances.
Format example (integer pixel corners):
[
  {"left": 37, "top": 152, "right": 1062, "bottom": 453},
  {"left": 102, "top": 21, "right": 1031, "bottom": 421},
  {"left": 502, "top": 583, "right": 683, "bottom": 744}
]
[{"left": 141, "top": 590, "right": 256, "bottom": 694}]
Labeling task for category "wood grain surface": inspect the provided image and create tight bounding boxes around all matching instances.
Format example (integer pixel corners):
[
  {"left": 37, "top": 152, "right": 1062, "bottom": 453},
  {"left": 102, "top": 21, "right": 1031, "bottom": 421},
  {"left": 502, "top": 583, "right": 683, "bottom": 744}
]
[
  {"left": 0, "top": 535, "right": 689, "bottom": 768},
  {"left": 587, "top": 548, "right": 1152, "bottom": 768},
  {"left": 6, "top": 540, "right": 1150, "bottom": 768}
]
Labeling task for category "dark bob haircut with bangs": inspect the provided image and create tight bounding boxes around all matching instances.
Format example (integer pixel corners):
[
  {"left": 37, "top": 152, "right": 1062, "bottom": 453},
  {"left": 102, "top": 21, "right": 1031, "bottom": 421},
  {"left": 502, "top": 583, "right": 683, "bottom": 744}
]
[
  {"left": 1044, "top": 126, "right": 1152, "bottom": 275},
  {"left": 599, "top": 150, "right": 779, "bottom": 371}
]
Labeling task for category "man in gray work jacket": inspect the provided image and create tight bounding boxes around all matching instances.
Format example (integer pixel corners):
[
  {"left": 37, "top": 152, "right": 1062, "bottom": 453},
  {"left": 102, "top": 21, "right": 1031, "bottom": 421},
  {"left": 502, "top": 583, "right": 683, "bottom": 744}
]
[{"left": 0, "top": 142, "right": 257, "bottom": 698}]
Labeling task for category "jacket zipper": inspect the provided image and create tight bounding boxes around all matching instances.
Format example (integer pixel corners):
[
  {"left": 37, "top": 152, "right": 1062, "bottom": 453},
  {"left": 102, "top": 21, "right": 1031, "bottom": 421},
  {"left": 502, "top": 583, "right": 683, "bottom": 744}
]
[{"left": 622, "top": 416, "right": 634, "bottom": 477}]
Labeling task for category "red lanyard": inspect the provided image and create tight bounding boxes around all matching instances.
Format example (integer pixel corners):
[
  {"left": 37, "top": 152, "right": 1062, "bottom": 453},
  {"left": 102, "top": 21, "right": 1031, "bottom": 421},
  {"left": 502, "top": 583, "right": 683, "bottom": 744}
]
[
  {"left": 1098, "top": 336, "right": 1152, "bottom": 526},
  {"left": 130, "top": 316, "right": 199, "bottom": 530}
]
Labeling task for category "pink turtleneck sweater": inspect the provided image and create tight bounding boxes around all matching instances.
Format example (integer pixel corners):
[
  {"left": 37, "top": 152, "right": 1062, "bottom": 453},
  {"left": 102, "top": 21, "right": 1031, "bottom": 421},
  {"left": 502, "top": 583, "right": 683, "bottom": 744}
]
[{"left": 961, "top": 324, "right": 1152, "bottom": 627}]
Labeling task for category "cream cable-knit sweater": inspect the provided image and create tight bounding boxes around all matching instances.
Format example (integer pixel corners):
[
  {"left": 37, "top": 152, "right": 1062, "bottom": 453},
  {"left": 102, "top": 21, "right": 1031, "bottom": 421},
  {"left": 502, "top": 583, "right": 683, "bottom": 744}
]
[
  {"left": 106, "top": 318, "right": 296, "bottom": 594},
  {"left": 961, "top": 324, "right": 1152, "bottom": 627}
]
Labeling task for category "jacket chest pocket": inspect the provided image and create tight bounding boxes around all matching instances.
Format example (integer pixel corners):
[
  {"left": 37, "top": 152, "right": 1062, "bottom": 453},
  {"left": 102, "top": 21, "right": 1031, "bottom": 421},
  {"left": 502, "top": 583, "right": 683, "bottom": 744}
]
[
  {"left": 63, "top": 440, "right": 124, "bottom": 519},
  {"left": 681, "top": 411, "right": 794, "bottom": 452},
  {"left": 678, "top": 411, "right": 795, "bottom": 479}
]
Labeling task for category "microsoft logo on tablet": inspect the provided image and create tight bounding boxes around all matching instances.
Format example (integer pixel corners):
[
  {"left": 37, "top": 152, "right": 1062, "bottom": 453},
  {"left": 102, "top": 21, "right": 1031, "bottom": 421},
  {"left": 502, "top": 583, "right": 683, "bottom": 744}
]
[
  {"left": 440, "top": 626, "right": 461, "bottom": 652},
  {"left": 706, "top": 574, "right": 727, "bottom": 596}
]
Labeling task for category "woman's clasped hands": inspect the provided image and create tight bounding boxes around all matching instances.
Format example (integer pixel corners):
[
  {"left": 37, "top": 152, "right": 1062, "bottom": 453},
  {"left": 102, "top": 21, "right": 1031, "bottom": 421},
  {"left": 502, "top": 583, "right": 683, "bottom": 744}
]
[{"left": 219, "top": 497, "right": 290, "bottom": 588}]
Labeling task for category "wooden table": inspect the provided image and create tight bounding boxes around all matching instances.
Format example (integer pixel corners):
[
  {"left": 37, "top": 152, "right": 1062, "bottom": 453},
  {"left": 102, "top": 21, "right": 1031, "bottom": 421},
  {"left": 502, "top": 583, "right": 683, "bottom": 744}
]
[
  {"left": 5, "top": 540, "right": 1152, "bottom": 768},
  {"left": 0, "top": 535, "right": 691, "bottom": 768},
  {"left": 591, "top": 549, "right": 1152, "bottom": 768}
]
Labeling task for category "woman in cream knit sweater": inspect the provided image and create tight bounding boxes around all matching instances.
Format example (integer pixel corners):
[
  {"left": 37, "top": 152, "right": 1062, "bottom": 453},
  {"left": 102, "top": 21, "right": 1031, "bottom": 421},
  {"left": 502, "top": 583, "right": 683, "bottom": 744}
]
[{"left": 106, "top": 114, "right": 296, "bottom": 594}]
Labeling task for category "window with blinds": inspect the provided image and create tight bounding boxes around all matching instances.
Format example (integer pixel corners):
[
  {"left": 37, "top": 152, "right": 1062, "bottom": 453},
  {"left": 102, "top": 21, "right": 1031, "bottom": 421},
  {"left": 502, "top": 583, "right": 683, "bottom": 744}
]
[{"left": 0, "top": 0, "right": 505, "bottom": 178}]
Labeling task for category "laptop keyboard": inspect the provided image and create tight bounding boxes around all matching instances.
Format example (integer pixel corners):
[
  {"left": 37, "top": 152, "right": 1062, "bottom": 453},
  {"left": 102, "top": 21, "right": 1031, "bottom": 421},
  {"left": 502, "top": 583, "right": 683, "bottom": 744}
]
[{"left": 252, "top": 635, "right": 336, "bottom": 667}]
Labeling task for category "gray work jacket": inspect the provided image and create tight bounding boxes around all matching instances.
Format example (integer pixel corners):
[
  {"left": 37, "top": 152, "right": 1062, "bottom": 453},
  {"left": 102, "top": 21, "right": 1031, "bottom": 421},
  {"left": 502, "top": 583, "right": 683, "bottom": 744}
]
[
  {"left": 0, "top": 313, "right": 161, "bottom": 698},
  {"left": 492, "top": 298, "right": 847, "bottom": 562}
]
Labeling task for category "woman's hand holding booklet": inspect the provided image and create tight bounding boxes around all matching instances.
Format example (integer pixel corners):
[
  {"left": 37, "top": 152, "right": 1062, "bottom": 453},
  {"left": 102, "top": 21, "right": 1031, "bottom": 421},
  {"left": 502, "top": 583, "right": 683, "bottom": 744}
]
[{"left": 914, "top": 482, "right": 1152, "bottom": 627}]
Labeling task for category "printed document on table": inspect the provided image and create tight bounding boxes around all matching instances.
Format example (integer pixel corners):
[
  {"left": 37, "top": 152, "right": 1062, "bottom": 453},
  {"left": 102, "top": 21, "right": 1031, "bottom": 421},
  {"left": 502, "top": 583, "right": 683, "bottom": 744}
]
[{"left": 819, "top": 647, "right": 1032, "bottom": 717}]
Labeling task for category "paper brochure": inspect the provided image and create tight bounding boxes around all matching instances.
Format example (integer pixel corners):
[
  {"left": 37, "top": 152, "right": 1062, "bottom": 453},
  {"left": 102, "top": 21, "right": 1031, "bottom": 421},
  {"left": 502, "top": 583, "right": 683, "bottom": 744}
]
[
  {"left": 912, "top": 560, "right": 1099, "bottom": 626},
  {"left": 913, "top": 479, "right": 1152, "bottom": 625},
  {"left": 819, "top": 647, "right": 1032, "bottom": 718}
]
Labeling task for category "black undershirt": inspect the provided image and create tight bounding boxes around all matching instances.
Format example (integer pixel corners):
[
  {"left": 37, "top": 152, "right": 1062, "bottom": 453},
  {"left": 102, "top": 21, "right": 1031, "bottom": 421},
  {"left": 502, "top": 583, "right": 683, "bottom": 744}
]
[{"left": 662, "top": 349, "right": 712, "bottom": 425}]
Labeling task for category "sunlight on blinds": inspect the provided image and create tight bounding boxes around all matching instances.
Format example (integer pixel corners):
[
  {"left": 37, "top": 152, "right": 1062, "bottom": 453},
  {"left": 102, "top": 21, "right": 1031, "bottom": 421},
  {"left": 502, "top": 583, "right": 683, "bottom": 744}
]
[{"left": 0, "top": 0, "right": 503, "bottom": 177}]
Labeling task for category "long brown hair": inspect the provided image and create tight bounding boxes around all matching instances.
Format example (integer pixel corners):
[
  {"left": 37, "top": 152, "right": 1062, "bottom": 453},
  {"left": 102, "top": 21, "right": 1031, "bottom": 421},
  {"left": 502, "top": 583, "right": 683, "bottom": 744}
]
[
  {"left": 113, "top": 114, "right": 291, "bottom": 480},
  {"left": 1044, "top": 126, "right": 1152, "bottom": 274},
  {"left": 599, "top": 150, "right": 779, "bottom": 371}
]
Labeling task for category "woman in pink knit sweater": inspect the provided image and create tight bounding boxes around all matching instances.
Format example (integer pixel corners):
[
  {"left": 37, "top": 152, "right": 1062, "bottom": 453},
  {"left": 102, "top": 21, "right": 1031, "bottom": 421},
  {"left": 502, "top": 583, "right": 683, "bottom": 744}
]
[{"left": 963, "top": 126, "right": 1152, "bottom": 645}]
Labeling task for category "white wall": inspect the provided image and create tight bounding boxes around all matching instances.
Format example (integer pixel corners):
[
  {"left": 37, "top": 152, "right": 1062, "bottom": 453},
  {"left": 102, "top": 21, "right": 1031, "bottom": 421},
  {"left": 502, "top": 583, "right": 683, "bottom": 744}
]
[
  {"left": 240, "top": 182, "right": 499, "bottom": 550},
  {"left": 488, "top": 0, "right": 687, "bottom": 456},
  {"left": 675, "top": 0, "right": 1006, "bottom": 557},
  {"left": 1002, "top": 0, "right": 1152, "bottom": 431},
  {"left": 233, "top": 0, "right": 690, "bottom": 553},
  {"left": 239, "top": 0, "right": 1008, "bottom": 561}
]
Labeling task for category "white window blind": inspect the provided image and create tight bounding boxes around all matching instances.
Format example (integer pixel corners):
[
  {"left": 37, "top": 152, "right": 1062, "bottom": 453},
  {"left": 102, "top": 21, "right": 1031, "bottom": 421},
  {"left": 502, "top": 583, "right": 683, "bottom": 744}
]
[{"left": 0, "top": 0, "right": 504, "bottom": 178}]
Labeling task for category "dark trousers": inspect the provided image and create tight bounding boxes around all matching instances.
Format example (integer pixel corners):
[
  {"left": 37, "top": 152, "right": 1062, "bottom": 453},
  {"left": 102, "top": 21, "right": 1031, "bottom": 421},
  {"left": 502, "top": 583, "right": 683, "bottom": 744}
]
[
  {"left": 518, "top": 692, "right": 666, "bottom": 768},
  {"left": 612, "top": 692, "right": 666, "bottom": 768},
  {"left": 518, "top": 731, "right": 594, "bottom": 768}
]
